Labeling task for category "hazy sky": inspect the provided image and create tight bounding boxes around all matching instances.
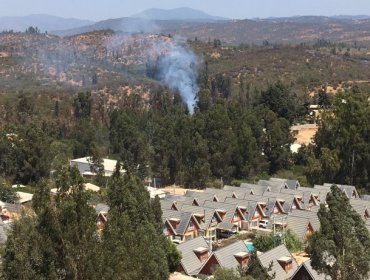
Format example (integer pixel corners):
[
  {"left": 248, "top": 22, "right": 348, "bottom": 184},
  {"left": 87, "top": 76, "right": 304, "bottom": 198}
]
[{"left": 1, "top": 0, "right": 369, "bottom": 20}]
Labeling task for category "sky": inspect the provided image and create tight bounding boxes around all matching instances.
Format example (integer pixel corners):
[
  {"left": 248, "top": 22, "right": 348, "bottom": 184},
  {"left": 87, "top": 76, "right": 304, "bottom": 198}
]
[{"left": 0, "top": 0, "right": 370, "bottom": 21}]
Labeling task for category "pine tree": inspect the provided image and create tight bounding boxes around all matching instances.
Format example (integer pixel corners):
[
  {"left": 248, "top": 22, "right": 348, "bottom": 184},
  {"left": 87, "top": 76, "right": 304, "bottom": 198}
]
[
  {"left": 308, "top": 185, "right": 370, "bottom": 280},
  {"left": 101, "top": 168, "right": 169, "bottom": 280},
  {"left": 3, "top": 167, "right": 100, "bottom": 280}
]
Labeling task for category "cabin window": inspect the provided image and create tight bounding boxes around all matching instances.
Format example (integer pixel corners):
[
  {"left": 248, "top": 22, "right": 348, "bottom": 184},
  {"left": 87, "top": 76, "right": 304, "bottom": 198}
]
[
  {"left": 163, "top": 227, "right": 168, "bottom": 235},
  {"left": 211, "top": 215, "right": 217, "bottom": 224},
  {"left": 234, "top": 213, "right": 239, "bottom": 221},
  {"left": 189, "top": 221, "right": 194, "bottom": 230}
]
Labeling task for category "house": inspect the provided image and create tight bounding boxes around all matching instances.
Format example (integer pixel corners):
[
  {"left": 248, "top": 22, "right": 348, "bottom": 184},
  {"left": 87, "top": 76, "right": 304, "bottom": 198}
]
[
  {"left": 350, "top": 199, "right": 370, "bottom": 221},
  {"left": 258, "top": 180, "right": 290, "bottom": 192},
  {"left": 323, "top": 183, "right": 360, "bottom": 199},
  {"left": 258, "top": 244, "right": 298, "bottom": 280},
  {"left": 286, "top": 216, "right": 316, "bottom": 242},
  {"left": 290, "top": 260, "right": 331, "bottom": 280},
  {"left": 70, "top": 157, "right": 123, "bottom": 177},
  {"left": 198, "top": 240, "right": 249, "bottom": 275},
  {"left": 179, "top": 204, "right": 222, "bottom": 241},
  {"left": 95, "top": 203, "right": 109, "bottom": 230},
  {"left": 202, "top": 201, "right": 246, "bottom": 237},
  {"left": 238, "top": 183, "right": 266, "bottom": 196},
  {"left": 176, "top": 236, "right": 211, "bottom": 276},
  {"left": 366, "top": 220, "right": 370, "bottom": 233},
  {"left": 185, "top": 192, "right": 221, "bottom": 206},
  {"left": 261, "top": 191, "right": 303, "bottom": 213},
  {"left": 162, "top": 209, "right": 201, "bottom": 242},
  {"left": 269, "top": 178, "right": 300, "bottom": 190},
  {"left": 224, "top": 197, "right": 266, "bottom": 229},
  {"left": 276, "top": 188, "right": 321, "bottom": 210},
  {"left": 314, "top": 184, "right": 359, "bottom": 200}
]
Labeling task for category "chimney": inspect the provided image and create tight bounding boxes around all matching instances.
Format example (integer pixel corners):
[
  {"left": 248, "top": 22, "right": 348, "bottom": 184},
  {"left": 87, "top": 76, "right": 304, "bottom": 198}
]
[
  {"left": 234, "top": 252, "right": 249, "bottom": 268},
  {"left": 169, "top": 218, "right": 180, "bottom": 229},
  {"left": 277, "top": 256, "right": 293, "bottom": 273},
  {"left": 193, "top": 247, "right": 209, "bottom": 262}
]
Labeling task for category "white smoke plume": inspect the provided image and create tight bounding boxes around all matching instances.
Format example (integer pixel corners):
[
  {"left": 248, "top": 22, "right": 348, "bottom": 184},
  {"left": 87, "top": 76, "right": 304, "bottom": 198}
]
[{"left": 150, "top": 37, "right": 200, "bottom": 113}]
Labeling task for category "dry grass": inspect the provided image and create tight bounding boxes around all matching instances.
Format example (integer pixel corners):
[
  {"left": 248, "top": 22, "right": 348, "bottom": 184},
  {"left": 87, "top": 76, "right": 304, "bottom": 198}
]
[
  {"left": 292, "top": 252, "right": 310, "bottom": 265},
  {"left": 160, "top": 185, "right": 204, "bottom": 196},
  {"left": 291, "top": 124, "right": 318, "bottom": 145}
]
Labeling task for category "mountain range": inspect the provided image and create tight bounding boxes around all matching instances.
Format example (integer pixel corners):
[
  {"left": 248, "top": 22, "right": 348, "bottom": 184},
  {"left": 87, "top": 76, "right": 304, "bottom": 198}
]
[
  {"left": 2, "top": 8, "right": 370, "bottom": 45},
  {"left": 131, "top": 7, "right": 228, "bottom": 21},
  {"left": 0, "top": 14, "right": 93, "bottom": 32}
]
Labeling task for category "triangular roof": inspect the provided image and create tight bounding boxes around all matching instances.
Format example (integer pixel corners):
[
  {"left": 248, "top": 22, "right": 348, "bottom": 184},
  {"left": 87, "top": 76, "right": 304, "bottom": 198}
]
[
  {"left": 258, "top": 244, "right": 298, "bottom": 279},
  {"left": 198, "top": 240, "right": 249, "bottom": 274},
  {"left": 177, "top": 236, "right": 210, "bottom": 275},
  {"left": 290, "top": 260, "right": 331, "bottom": 280}
]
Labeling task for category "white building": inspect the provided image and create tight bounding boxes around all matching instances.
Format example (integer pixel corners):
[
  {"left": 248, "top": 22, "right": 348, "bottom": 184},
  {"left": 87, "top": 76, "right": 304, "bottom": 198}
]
[{"left": 70, "top": 157, "right": 122, "bottom": 177}]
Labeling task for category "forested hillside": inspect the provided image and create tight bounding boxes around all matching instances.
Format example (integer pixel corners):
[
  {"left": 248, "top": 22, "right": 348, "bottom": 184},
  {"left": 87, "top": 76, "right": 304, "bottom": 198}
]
[{"left": 0, "top": 30, "right": 370, "bottom": 192}]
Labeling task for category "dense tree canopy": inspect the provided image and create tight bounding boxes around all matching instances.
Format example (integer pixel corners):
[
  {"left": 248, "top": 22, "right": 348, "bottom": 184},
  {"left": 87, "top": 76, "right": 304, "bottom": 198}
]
[
  {"left": 308, "top": 185, "right": 370, "bottom": 280},
  {"left": 3, "top": 167, "right": 177, "bottom": 280},
  {"left": 312, "top": 91, "right": 370, "bottom": 189}
]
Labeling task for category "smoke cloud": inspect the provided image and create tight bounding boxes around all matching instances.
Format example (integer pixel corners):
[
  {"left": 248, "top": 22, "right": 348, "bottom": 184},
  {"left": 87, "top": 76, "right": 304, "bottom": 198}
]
[{"left": 150, "top": 38, "right": 200, "bottom": 113}]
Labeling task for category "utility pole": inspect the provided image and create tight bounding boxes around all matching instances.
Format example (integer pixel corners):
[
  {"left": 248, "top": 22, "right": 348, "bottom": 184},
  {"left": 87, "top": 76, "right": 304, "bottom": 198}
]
[
  {"left": 282, "top": 215, "right": 286, "bottom": 244},
  {"left": 273, "top": 215, "right": 276, "bottom": 247}
]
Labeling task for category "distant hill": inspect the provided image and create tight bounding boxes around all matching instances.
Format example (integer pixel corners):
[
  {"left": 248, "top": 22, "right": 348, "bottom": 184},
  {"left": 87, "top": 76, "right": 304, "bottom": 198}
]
[
  {"left": 48, "top": 13, "right": 370, "bottom": 46},
  {"left": 131, "top": 7, "right": 228, "bottom": 21},
  {"left": 0, "top": 14, "right": 94, "bottom": 32},
  {"left": 162, "top": 16, "right": 370, "bottom": 45},
  {"left": 54, "top": 7, "right": 228, "bottom": 37},
  {"left": 53, "top": 17, "right": 207, "bottom": 37}
]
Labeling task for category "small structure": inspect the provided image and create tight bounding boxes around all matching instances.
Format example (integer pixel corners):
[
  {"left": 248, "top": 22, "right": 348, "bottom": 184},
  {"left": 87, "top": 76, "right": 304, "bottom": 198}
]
[
  {"left": 95, "top": 203, "right": 109, "bottom": 230},
  {"left": 11, "top": 184, "right": 27, "bottom": 189},
  {"left": 146, "top": 186, "right": 166, "bottom": 199},
  {"left": 70, "top": 157, "right": 123, "bottom": 177},
  {"left": 16, "top": 192, "right": 33, "bottom": 204},
  {"left": 50, "top": 183, "right": 101, "bottom": 195}
]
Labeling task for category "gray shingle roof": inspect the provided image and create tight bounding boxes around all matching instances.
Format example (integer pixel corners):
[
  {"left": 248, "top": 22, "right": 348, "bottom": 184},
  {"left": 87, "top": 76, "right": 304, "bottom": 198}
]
[
  {"left": 366, "top": 220, "right": 370, "bottom": 232},
  {"left": 177, "top": 236, "right": 210, "bottom": 275},
  {"left": 224, "top": 197, "right": 265, "bottom": 221},
  {"left": 258, "top": 180, "right": 287, "bottom": 192},
  {"left": 165, "top": 193, "right": 188, "bottom": 201},
  {"left": 239, "top": 183, "right": 267, "bottom": 195},
  {"left": 261, "top": 191, "right": 303, "bottom": 212},
  {"left": 349, "top": 199, "right": 370, "bottom": 218},
  {"left": 202, "top": 201, "right": 245, "bottom": 227},
  {"left": 204, "top": 189, "right": 237, "bottom": 202},
  {"left": 162, "top": 209, "right": 200, "bottom": 235},
  {"left": 95, "top": 203, "right": 109, "bottom": 214},
  {"left": 258, "top": 244, "right": 298, "bottom": 280},
  {"left": 1, "top": 202, "right": 23, "bottom": 213},
  {"left": 290, "top": 260, "right": 331, "bottom": 280},
  {"left": 179, "top": 204, "right": 222, "bottom": 230},
  {"left": 315, "top": 184, "right": 359, "bottom": 200},
  {"left": 160, "top": 200, "right": 175, "bottom": 211},
  {"left": 269, "top": 178, "right": 300, "bottom": 190},
  {"left": 290, "top": 210, "right": 320, "bottom": 230},
  {"left": 286, "top": 216, "right": 312, "bottom": 241},
  {"left": 212, "top": 240, "right": 249, "bottom": 269}
]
